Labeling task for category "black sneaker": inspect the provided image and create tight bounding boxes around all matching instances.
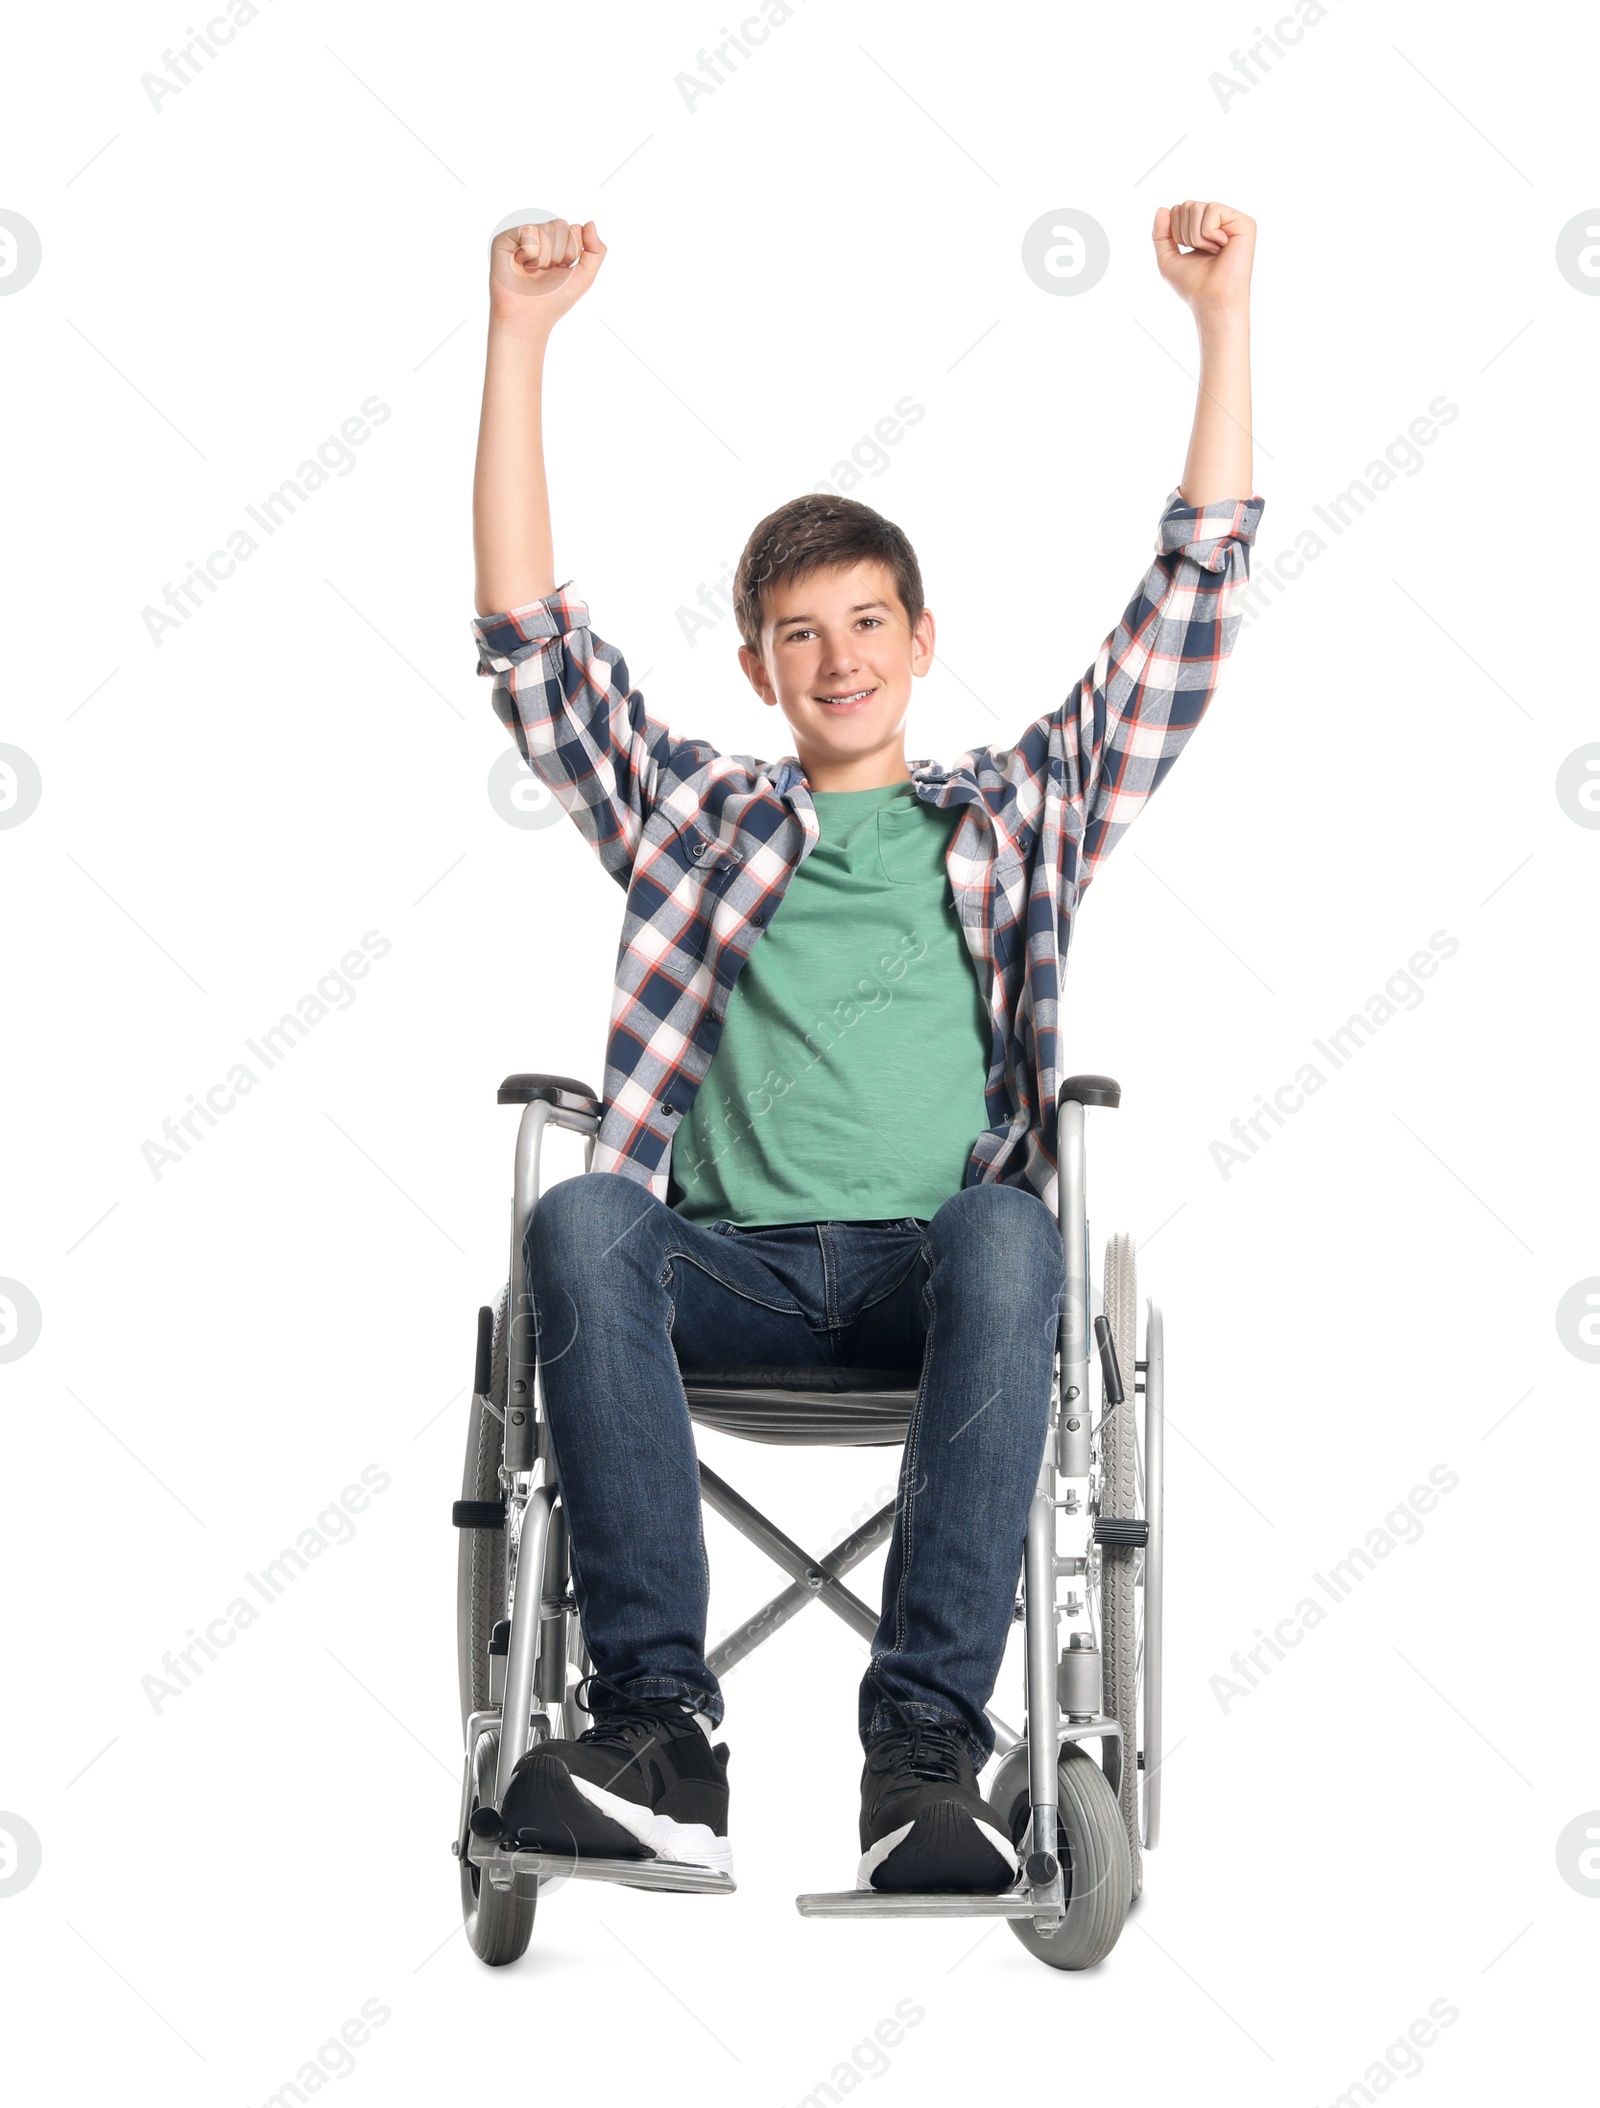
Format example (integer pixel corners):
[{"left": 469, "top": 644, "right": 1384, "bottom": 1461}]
[
  {"left": 498, "top": 1679, "right": 731, "bottom": 1875},
  {"left": 857, "top": 1719, "right": 1020, "bottom": 1893}
]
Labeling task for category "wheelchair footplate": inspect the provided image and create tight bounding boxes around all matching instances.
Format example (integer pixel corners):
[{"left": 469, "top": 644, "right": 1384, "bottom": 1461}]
[
  {"left": 794, "top": 1878, "right": 1064, "bottom": 1924},
  {"left": 465, "top": 1834, "right": 736, "bottom": 1896},
  {"left": 796, "top": 1858, "right": 1065, "bottom": 1924}
]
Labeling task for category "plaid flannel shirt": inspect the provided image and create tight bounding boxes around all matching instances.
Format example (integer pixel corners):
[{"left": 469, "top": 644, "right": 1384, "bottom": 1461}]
[{"left": 472, "top": 487, "right": 1263, "bottom": 1215}]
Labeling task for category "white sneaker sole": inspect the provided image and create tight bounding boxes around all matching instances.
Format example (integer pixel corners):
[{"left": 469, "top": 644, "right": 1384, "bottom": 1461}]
[{"left": 572, "top": 1776, "right": 734, "bottom": 1876}]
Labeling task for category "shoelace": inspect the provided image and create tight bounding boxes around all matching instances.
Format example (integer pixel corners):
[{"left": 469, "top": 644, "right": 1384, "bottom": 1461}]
[{"left": 880, "top": 1718, "right": 967, "bottom": 1786}]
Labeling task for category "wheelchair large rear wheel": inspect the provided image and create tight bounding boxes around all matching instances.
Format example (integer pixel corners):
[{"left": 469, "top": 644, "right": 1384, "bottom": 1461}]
[
  {"left": 460, "top": 1726, "right": 538, "bottom": 1965},
  {"left": 989, "top": 1745, "right": 1132, "bottom": 1970},
  {"left": 1098, "top": 1232, "right": 1144, "bottom": 1897},
  {"left": 457, "top": 1286, "right": 511, "bottom": 1737}
]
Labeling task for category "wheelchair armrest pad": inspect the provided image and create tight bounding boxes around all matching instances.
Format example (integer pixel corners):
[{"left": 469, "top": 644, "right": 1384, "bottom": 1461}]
[
  {"left": 497, "top": 1072, "right": 602, "bottom": 1108},
  {"left": 1059, "top": 1073, "right": 1120, "bottom": 1109}
]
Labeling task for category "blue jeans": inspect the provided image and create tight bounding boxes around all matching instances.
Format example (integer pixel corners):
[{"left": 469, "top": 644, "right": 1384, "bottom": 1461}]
[{"left": 523, "top": 1173, "right": 1063, "bottom": 1767}]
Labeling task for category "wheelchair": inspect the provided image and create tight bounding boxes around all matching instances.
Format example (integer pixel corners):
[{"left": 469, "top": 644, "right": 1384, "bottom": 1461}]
[{"left": 451, "top": 1071, "right": 1164, "bottom": 1972}]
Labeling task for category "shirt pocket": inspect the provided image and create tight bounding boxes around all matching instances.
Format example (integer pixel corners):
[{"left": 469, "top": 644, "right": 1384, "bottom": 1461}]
[{"left": 641, "top": 807, "right": 744, "bottom": 881}]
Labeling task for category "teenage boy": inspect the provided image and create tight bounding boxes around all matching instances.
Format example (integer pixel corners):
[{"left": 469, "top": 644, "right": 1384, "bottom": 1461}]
[{"left": 470, "top": 202, "right": 1261, "bottom": 1893}]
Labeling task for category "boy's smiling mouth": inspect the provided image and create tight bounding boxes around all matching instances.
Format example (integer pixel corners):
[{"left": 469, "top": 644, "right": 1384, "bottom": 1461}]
[{"left": 813, "top": 684, "right": 877, "bottom": 711}]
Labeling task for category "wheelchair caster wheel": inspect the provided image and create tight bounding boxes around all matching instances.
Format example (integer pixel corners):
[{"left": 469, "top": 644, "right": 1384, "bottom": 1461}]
[
  {"left": 460, "top": 1728, "right": 537, "bottom": 1966},
  {"left": 989, "top": 1745, "right": 1132, "bottom": 1971}
]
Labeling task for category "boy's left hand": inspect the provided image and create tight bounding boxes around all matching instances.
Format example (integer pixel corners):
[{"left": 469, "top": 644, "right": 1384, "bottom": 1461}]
[{"left": 1153, "top": 201, "right": 1254, "bottom": 316}]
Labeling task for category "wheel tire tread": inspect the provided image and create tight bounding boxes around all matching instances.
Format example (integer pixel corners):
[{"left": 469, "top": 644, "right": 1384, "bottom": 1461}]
[
  {"left": 460, "top": 1728, "right": 537, "bottom": 1965},
  {"left": 994, "top": 1747, "right": 1133, "bottom": 1971},
  {"left": 1100, "top": 1232, "right": 1143, "bottom": 1898},
  {"left": 457, "top": 1286, "right": 511, "bottom": 1737}
]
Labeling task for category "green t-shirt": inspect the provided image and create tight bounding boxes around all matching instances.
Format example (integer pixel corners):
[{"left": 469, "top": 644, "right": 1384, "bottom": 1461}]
[{"left": 669, "top": 780, "right": 993, "bottom": 1227}]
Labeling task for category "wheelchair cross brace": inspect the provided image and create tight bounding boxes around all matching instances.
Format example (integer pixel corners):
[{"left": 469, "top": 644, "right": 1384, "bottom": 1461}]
[{"left": 698, "top": 1464, "right": 1017, "bottom": 1754}]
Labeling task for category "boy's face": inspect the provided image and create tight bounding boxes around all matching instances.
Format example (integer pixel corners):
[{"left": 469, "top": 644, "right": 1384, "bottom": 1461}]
[{"left": 738, "top": 559, "right": 936, "bottom": 789}]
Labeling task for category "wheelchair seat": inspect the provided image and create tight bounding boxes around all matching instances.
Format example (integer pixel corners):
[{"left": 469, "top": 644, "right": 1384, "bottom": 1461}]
[{"left": 681, "top": 1365, "right": 915, "bottom": 1447}]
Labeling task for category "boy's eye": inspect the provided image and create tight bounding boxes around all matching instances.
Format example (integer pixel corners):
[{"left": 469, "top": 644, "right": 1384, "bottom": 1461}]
[{"left": 783, "top": 616, "right": 882, "bottom": 643}]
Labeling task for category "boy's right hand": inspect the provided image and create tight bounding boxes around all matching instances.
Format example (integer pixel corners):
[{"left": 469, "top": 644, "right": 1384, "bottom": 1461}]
[{"left": 489, "top": 218, "right": 606, "bottom": 331}]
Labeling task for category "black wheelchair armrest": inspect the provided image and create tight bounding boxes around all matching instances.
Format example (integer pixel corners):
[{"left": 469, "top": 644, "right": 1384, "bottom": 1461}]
[
  {"left": 1059, "top": 1074, "right": 1120, "bottom": 1109},
  {"left": 497, "top": 1072, "right": 602, "bottom": 1108}
]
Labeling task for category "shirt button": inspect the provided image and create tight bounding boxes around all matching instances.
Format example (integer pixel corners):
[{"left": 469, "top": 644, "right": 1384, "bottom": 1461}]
[{"left": 751, "top": 913, "right": 766, "bottom": 928}]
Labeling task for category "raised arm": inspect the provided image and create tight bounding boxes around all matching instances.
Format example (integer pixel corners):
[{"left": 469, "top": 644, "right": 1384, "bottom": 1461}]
[
  {"left": 1152, "top": 199, "right": 1254, "bottom": 508},
  {"left": 473, "top": 217, "right": 606, "bottom": 616},
  {"left": 471, "top": 218, "right": 716, "bottom": 885},
  {"left": 969, "top": 201, "right": 1262, "bottom": 884}
]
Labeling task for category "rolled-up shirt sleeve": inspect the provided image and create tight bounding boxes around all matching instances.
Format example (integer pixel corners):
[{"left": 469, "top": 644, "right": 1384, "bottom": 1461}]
[
  {"left": 970, "top": 488, "right": 1264, "bottom": 884},
  {"left": 472, "top": 585, "right": 710, "bottom": 887}
]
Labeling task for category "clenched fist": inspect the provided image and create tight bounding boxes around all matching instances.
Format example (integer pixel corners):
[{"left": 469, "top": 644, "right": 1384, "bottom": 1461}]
[
  {"left": 489, "top": 217, "right": 606, "bottom": 330},
  {"left": 1153, "top": 201, "right": 1254, "bottom": 315}
]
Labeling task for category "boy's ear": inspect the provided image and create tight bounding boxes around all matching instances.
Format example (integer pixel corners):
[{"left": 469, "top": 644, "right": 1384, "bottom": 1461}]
[
  {"left": 911, "top": 604, "right": 937, "bottom": 677},
  {"left": 738, "top": 642, "right": 778, "bottom": 706}
]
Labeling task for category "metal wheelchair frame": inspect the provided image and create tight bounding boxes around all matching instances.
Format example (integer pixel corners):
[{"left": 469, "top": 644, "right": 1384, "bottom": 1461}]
[{"left": 454, "top": 1070, "right": 1164, "bottom": 1964}]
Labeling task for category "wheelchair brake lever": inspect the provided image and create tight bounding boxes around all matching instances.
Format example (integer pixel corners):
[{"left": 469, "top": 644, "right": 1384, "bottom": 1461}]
[
  {"left": 473, "top": 1303, "right": 505, "bottom": 1419},
  {"left": 1093, "top": 1315, "right": 1125, "bottom": 1407}
]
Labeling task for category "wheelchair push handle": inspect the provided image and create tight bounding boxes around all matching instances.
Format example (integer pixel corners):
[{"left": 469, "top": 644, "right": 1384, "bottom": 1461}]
[
  {"left": 474, "top": 1304, "right": 494, "bottom": 1397},
  {"left": 1093, "top": 1314, "right": 1124, "bottom": 1407}
]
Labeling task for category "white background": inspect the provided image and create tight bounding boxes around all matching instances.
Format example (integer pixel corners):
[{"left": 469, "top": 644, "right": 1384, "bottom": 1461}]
[{"left": 2, "top": 0, "right": 1596, "bottom": 2100}]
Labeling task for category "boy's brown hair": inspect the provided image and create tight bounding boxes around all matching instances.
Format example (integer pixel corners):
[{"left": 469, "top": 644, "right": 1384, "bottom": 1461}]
[{"left": 733, "top": 493, "right": 925, "bottom": 654}]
